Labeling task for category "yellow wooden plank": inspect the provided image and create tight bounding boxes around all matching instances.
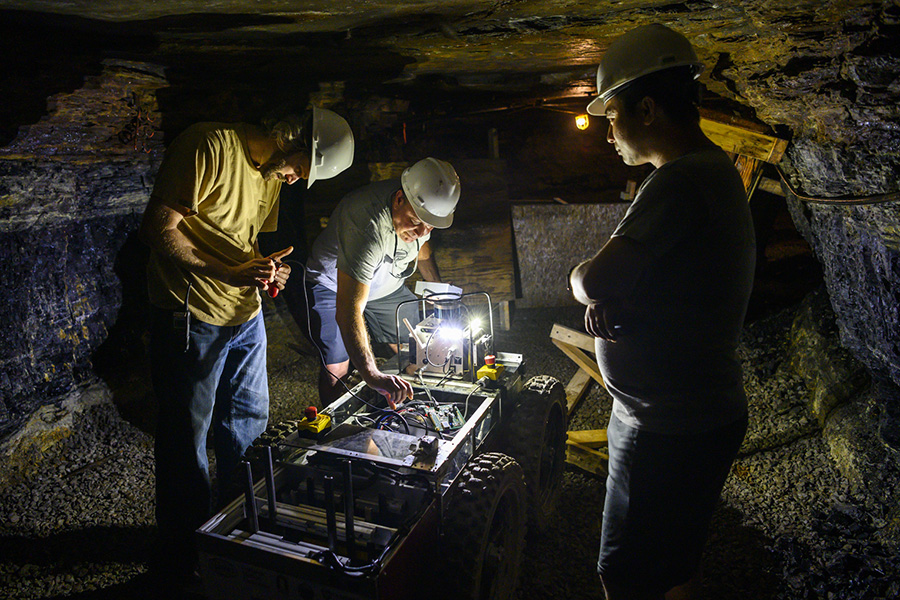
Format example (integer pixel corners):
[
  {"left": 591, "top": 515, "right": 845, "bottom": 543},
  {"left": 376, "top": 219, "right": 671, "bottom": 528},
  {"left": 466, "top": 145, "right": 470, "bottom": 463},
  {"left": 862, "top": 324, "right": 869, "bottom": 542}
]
[
  {"left": 758, "top": 176, "right": 785, "bottom": 197},
  {"left": 567, "top": 429, "right": 608, "bottom": 448},
  {"left": 566, "top": 444, "right": 608, "bottom": 477},
  {"left": 700, "top": 118, "right": 788, "bottom": 164},
  {"left": 564, "top": 368, "right": 593, "bottom": 414},
  {"left": 566, "top": 440, "right": 609, "bottom": 458},
  {"left": 551, "top": 338, "right": 606, "bottom": 389},
  {"left": 734, "top": 155, "right": 765, "bottom": 198},
  {"left": 550, "top": 324, "right": 596, "bottom": 354}
]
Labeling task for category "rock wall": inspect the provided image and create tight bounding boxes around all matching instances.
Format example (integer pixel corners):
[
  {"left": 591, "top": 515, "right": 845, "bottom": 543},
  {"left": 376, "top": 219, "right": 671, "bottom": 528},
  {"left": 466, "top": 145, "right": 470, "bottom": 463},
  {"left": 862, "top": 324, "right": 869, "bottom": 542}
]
[
  {"left": 0, "top": 61, "right": 164, "bottom": 437},
  {"left": 787, "top": 198, "right": 900, "bottom": 389},
  {"left": 788, "top": 287, "right": 900, "bottom": 542},
  {"left": 714, "top": 3, "right": 900, "bottom": 390}
]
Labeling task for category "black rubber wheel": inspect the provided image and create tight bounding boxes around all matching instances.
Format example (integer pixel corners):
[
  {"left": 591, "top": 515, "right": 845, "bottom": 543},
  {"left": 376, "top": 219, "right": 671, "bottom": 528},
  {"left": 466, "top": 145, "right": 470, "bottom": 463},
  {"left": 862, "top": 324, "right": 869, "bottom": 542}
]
[
  {"left": 503, "top": 375, "right": 567, "bottom": 534},
  {"left": 243, "top": 420, "right": 298, "bottom": 463},
  {"left": 442, "top": 452, "right": 527, "bottom": 600}
]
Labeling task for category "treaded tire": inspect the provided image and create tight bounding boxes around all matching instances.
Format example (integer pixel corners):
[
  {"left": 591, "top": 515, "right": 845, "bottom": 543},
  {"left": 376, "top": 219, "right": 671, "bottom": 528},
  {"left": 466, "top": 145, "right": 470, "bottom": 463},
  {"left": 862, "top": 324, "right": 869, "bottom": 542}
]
[
  {"left": 503, "top": 375, "right": 567, "bottom": 535},
  {"left": 243, "top": 420, "right": 299, "bottom": 463},
  {"left": 442, "top": 452, "right": 527, "bottom": 600}
]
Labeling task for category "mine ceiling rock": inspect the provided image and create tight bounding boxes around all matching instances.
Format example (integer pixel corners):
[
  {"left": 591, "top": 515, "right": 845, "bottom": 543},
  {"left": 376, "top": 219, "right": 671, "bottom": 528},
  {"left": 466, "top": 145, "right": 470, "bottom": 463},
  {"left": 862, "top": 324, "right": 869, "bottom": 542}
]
[{"left": 0, "top": 0, "right": 899, "bottom": 436}]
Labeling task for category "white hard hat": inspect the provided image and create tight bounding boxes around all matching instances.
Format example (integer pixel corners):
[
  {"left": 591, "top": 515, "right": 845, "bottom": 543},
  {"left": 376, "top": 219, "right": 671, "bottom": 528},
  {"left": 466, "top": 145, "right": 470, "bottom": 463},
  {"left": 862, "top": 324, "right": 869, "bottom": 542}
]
[
  {"left": 400, "top": 158, "right": 460, "bottom": 229},
  {"left": 586, "top": 24, "right": 704, "bottom": 116},
  {"left": 308, "top": 106, "right": 355, "bottom": 188}
]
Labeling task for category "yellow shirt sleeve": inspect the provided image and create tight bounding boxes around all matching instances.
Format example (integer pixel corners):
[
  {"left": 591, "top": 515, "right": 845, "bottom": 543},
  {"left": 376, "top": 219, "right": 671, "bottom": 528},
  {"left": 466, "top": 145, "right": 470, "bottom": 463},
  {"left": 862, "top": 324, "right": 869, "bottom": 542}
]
[{"left": 150, "top": 126, "right": 220, "bottom": 216}]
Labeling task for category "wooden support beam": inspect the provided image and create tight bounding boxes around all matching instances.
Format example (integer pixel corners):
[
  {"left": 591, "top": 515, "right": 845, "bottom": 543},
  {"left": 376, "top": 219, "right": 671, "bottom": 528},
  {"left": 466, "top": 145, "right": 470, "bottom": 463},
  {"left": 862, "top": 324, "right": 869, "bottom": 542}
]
[
  {"left": 496, "top": 300, "right": 511, "bottom": 331},
  {"left": 551, "top": 338, "right": 605, "bottom": 388},
  {"left": 700, "top": 117, "right": 788, "bottom": 164},
  {"left": 426, "top": 221, "right": 516, "bottom": 303},
  {"left": 758, "top": 176, "right": 785, "bottom": 197},
  {"left": 564, "top": 368, "right": 593, "bottom": 415},
  {"left": 550, "top": 324, "right": 596, "bottom": 354},
  {"left": 550, "top": 323, "right": 605, "bottom": 390},
  {"left": 733, "top": 155, "right": 766, "bottom": 199}
]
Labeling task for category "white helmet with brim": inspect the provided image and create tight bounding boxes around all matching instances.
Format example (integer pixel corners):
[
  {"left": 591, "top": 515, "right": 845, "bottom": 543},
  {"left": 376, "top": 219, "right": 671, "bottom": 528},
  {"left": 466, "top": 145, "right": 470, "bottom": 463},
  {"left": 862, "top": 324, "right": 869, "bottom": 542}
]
[
  {"left": 308, "top": 106, "right": 354, "bottom": 188},
  {"left": 586, "top": 24, "right": 704, "bottom": 116},
  {"left": 400, "top": 158, "right": 460, "bottom": 230}
]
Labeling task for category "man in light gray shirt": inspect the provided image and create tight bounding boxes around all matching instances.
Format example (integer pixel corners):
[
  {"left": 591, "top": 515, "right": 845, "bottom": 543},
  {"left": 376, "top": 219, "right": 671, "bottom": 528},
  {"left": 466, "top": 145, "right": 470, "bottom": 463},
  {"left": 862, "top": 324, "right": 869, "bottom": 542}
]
[{"left": 305, "top": 158, "right": 461, "bottom": 405}]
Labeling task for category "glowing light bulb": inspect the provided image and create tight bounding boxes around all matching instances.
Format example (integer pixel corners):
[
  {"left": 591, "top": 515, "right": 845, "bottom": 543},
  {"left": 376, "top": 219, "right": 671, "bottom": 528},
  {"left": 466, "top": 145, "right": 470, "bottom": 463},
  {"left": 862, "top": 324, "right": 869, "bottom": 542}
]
[
  {"left": 438, "top": 326, "right": 465, "bottom": 341},
  {"left": 575, "top": 114, "right": 590, "bottom": 130}
]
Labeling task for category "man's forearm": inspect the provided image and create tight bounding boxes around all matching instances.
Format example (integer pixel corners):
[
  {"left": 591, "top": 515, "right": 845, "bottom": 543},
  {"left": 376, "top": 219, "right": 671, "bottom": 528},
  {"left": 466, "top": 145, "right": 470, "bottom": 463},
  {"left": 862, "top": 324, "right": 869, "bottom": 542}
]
[
  {"left": 569, "top": 260, "right": 595, "bottom": 306},
  {"left": 155, "top": 227, "right": 234, "bottom": 282},
  {"left": 569, "top": 236, "right": 653, "bottom": 306},
  {"left": 417, "top": 255, "right": 441, "bottom": 282},
  {"left": 336, "top": 310, "right": 380, "bottom": 380},
  {"left": 140, "top": 199, "right": 234, "bottom": 284}
]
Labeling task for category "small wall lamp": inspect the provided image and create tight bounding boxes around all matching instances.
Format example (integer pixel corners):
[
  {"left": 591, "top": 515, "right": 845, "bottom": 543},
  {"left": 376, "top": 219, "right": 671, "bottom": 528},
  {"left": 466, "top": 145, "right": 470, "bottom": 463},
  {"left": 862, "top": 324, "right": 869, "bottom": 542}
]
[{"left": 575, "top": 114, "right": 590, "bottom": 130}]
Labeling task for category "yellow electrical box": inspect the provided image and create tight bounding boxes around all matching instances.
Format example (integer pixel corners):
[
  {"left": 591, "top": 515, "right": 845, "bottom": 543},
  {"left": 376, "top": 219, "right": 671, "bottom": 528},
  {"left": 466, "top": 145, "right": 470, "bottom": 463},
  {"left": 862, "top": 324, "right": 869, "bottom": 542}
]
[
  {"left": 477, "top": 363, "right": 506, "bottom": 381},
  {"left": 297, "top": 414, "right": 332, "bottom": 433}
]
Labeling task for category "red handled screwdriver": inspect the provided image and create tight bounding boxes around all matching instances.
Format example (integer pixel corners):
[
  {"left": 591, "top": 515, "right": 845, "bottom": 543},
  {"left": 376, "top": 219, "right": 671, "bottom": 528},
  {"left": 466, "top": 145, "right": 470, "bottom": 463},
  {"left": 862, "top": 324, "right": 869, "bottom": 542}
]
[{"left": 267, "top": 261, "right": 284, "bottom": 298}]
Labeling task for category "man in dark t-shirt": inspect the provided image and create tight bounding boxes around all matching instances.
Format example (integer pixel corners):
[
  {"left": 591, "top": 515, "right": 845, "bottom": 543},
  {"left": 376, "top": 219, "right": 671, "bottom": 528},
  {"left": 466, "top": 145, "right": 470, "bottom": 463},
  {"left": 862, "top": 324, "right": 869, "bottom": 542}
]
[{"left": 569, "top": 24, "right": 755, "bottom": 600}]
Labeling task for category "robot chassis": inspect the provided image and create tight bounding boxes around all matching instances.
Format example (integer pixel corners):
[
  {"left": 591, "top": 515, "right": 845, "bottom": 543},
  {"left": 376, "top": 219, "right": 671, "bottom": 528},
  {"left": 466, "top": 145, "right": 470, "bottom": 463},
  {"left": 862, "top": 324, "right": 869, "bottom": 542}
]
[{"left": 197, "top": 291, "right": 568, "bottom": 600}]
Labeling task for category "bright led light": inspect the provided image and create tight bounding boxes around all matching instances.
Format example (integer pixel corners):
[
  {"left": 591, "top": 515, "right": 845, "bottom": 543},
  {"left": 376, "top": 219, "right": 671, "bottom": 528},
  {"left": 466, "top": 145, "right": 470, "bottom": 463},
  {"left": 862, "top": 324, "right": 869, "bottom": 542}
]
[
  {"left": 575, "top": 114, "right": 590, "bottom": 130},
  {"left": 437, "top": 327, "right": 465, "bottom": 341},
  {"left": 467, "top": 318, "right": 482, "bottom": 334}
]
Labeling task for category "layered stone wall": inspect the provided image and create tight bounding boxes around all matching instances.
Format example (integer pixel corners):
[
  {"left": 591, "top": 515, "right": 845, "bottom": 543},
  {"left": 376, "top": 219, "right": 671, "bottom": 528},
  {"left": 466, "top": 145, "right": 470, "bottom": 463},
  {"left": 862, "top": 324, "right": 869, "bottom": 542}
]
[
  {"left": 786, "top": 198, "right": 900, "bottom": 389},
  {"left": 710, "top": 2, "right": 900, "bottom": 390},
  {"left": 0, "top": 160, "right": 155, "bottom": 433},
  {"left": 0, "top": 61, "right": 164, "bottom": 437}
]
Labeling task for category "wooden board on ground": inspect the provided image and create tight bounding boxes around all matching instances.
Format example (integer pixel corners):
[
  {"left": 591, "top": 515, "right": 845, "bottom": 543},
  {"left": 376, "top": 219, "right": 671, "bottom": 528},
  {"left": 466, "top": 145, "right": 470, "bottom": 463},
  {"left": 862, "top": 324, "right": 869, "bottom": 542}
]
[
  {"left": 564, "top": 368, "right": 593, "bottom": 414},
  {"left": 550, "top": 324, "right": 596, "bottom": 353},
  {"left": 567, "top": 429, "right": 608, "bottom": 448},
  {"left": 566, "top": 442, "right": 608, "bottom": 478},
  {"left": 566, "top": 429, "right": 609, "bottom": 477},
  {"left": 551, "top": 323, "right": 604, "bottom": 412},
  {"left": 551, "top": 339, "right": 605, "bottom": 387}
]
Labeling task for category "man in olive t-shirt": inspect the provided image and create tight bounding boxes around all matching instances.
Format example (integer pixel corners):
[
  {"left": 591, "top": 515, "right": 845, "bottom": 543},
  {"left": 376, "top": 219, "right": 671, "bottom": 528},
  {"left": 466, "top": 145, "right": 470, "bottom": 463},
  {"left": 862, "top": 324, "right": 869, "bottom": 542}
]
[{"left": 139, "top": 115, "right": 325, "bottom": 586}]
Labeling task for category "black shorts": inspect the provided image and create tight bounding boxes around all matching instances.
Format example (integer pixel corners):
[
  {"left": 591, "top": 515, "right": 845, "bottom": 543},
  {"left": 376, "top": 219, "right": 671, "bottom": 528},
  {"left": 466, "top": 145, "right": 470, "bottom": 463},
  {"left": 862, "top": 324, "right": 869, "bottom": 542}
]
[
  {"left": 597, "top": 412, "right": 748, "bottom": 596},
  {"left": 306, "top": 282, "right": 417, "bottom": 364}
]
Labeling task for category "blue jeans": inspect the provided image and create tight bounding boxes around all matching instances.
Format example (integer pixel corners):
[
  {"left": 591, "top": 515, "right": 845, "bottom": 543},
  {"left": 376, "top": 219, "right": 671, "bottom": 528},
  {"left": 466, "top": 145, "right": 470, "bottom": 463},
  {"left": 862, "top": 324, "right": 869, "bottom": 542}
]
[
  {"left": 150, "top": 306, "right": 269, "bottom": 572},
  {"left": 598, "top": 412, "right": 747, "bottom": 595}
]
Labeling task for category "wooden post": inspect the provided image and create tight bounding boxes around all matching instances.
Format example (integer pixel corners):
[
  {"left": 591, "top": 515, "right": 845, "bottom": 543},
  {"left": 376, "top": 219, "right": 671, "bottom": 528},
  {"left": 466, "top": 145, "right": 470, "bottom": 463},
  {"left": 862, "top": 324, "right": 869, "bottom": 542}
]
[
  {"left": 496, "top": 300, "right": 511, "bottom": 331},
  {"left": 551, "top": 323, "right": 611, "bottom": 476},
  {"left": 563, "top": 368, "right": 593, "bottom": 414}
]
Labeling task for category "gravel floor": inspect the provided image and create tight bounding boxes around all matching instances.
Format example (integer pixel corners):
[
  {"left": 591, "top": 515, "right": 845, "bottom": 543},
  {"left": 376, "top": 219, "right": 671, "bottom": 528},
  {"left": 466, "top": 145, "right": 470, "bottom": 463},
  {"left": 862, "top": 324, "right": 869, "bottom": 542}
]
[{"left": 0, "top": 300, "right": 894, "bottom": 599}]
